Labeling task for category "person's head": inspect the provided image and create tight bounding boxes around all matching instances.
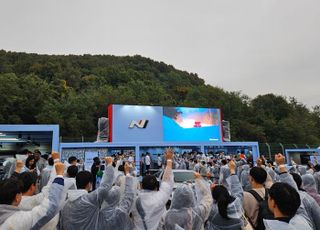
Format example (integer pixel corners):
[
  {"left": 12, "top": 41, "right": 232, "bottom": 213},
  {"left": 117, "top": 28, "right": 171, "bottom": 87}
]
[
  {"left": 21, "top": 149, "right": 32, "bottom": 156},
  {"left": 268, "top": 183, "right": 300, "bottom": 218},
  {"left": 118, "top": 164, "right": 124, "bottom": 172},
  {"left": 302, "top": 174, "right": 317, "bottom": 193},
  {"left": 48, "top": 157, "right": 54, "bottom": 166},
  {"left": 18, "top": 172, "right": 37, "bottom": 196},
  {"left": 141, "top": 175, "right": 159, "bottom": 191},
  {"left": 212, "top": 185, "right": 235, "bottom": 219},
  {"left": 267, "top": 160, "right": 274, "bottom": 167},
  {"left": 291, "top": 173, "right": 304, "bottom": 190},
  {"left": 93, "top": 157, "right": 100, "bottom": 165},
  {"left": 41, "top": 154, "right": 49, "bottom": 161},
  {"left": 68, "top": 156, "right": 77, "bottom": 165},
  {"left": 0, "top": 178, "right": 23, "bottom": 206},
  {"left": 243, "top": 164, "right": 250, "bottom": 172},
  {"left": 67, "top": 165, "right": 79, "bottom": 178},
  {"left": 256, "top": 157, "right": 266, "bottom": 166},
  {"left": 249, "top": 167, "right": 267, "bottom": 186},
  {"left": 170, "top": 184, "right": 195, "bottom": 209},
  {"left": 221, "top": 159, "right": 227, "bottom": 165},
  {"left": 25, "top": 155, "right": 36, "bottom": 170},
  {"left": 34, "top": 150, "right": 41, "bottom": 161},
  {"left": 76, "top": 171, "right": 93, "bottom": 191}
]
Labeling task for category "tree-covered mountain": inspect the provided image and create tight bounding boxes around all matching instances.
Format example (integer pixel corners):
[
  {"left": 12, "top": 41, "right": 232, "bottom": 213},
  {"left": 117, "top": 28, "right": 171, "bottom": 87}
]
[{"left": 0, "top": 50, "right": 319, "bottom": 144}]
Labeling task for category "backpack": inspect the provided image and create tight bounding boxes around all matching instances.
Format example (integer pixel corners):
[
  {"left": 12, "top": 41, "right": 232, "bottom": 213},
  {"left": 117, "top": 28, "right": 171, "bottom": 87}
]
[{"left": 247, "top": 188, "right": 274, "bottom": 230}]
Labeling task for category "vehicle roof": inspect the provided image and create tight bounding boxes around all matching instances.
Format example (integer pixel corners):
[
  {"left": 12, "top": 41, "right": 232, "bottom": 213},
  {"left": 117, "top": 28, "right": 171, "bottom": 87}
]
[{"left": 172, "top": 169, "right": 194, "bottom": 172}]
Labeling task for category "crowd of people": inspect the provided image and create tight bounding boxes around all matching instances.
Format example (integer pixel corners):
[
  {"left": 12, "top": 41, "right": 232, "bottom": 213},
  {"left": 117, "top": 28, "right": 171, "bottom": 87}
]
[{"left": 0, "top": 148, "right": 320, "bottom": 230}]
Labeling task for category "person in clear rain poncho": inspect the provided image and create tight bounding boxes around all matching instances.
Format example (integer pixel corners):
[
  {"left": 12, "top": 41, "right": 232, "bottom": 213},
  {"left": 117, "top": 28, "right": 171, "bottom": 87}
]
[
  {"left": 302, "top": 174, "right": 320, "bottom": 205},
  {"left": 59, "top": 157, "right": 114, "bottom": 230},
  {"left": 313, "top": 165, "right": 320, "bottom": 194},
  {"left": 0, "top": 160, "right": 66, "bottom": 230},
  {"left": 131, "top": 148, "right": 174, "bottom": 230},
  {"left": 205, "top": 160, "right": 244, "bottom": 230},
  {"left": 297, "top": 165, "right": 307, "bottom": 176},
  {"left": 239, "top": 165, "right": 251, "bottom": 191},
  {"left": 218, "top": 160, "right": 230, "bottom": 188},
  {"left": 17, "top": 153, "right": 72, "bottom": 230},
  {"left": 97, "top": 163, "right": 135, "bottom": 230},
  {"left": 263, "top": 182, "right": 312, "bottom": 230},
  {"left": 163, "top": 172, "right": 213, "bottom": 230},
  {"left": 274, "top": 154, "right": 320, "bottom": 230}
]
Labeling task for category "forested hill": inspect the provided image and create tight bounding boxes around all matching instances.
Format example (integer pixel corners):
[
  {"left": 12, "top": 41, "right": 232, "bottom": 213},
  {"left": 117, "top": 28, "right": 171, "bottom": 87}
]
[{"left": 0, "top": 50, "right": 319, "bottom": 144}]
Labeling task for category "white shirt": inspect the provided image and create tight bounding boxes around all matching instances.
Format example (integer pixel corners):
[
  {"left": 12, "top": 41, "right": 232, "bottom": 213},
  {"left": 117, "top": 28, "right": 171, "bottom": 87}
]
[
  {"left": 145, "top": 155, "right": 151, "bottom": 165},
  {"left": 128, "top": 156, "right": 134, "bottom": 163}
]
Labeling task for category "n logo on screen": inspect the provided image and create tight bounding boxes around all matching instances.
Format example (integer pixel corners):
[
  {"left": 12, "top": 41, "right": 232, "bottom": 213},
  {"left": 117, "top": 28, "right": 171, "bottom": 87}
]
[{"left": 129, "top": 120, "right": 149, "bottom": 129}]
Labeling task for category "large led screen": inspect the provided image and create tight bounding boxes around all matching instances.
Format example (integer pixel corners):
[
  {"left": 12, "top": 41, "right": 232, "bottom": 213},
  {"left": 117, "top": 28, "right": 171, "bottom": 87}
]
[
  {"left": 109, "top": 104, "right": 164, "bottom": 142},
  {"left": 163, "top": 107, "right": 222, "bottom": 141}
]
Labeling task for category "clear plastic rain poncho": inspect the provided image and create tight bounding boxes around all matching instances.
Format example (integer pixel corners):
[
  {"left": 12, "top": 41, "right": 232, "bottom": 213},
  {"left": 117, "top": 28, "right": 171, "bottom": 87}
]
[
  {"left": 302, "top": 174, "right": 320, "bottom": 205},
  {"left": 278, "top": 169, "right": 320, "bottom": 230},
  {"left": 297, "top": 165, "right": 307, "bottom": 176},
  {"left": 97, "top": 176, "right": 135, "bottom": 230},
  {"left": 131, "top": 170, "right": 174, "bottom": 230},
  {"left": 59, "top": 165, "right": 114, "bottom": 230},
  {"left": 263, "top": 215, "right": 313, "bottom": 230},
  {"left": 210, "top": 165, "right": 220, "bottom": 181},
  {"left": 219, "top": 165, "right": 230, "bottom": 188},
  {"left": 240, "top": 165, "right": 251, "bottom": 191},
  {"left": 298, "top": 190, "right": 320, "bottom": 230},
  {"left": 313, "top": 171, "right": 320, "bottom": 195},
  {"left": 266, "top": 167, "right": 278, "bottom": 183},
  {"left": 205, "top": 175, "right": 244, "bottom": 230},
  {"left": 164, "top": 178, "right": 212, "bottom": 230}
]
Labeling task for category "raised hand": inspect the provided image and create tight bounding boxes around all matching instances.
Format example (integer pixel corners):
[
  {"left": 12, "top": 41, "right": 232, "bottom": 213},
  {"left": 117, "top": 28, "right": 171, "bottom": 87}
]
[
  {"left": 194, "top": 172, "right": 201, "bottom": 180},
  {"left": 55, "top": 162, "right": 65, "bottom": 176},
  {"left": 124, "top": 162, "right": 130, "bottom": 175},
  {"left": 165, "top": 148, "right": 174, "bottom": 161},
  {"left": 15, "top": 160, "right": 24, "bottom": 173},
  {"left": 51, "top": 152, "right": 60, "bottom": 161},
  {"left": 275, "top": 153, "right": 286, "bottom": 166},
  {"left": 105, "top": 157, "right": 113, "bottom": 166},
  {"left": 228, "top": 160, "right": 236, "bottom": 174}
]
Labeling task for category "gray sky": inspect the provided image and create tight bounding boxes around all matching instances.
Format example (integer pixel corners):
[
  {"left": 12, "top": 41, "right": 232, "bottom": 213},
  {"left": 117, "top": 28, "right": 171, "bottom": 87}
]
[{"left": 1, "top": 0, "right": 320, "bottom": 108}]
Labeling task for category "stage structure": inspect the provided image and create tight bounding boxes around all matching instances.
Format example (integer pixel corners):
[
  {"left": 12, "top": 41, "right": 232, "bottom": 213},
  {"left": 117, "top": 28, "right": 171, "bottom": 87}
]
[
  {"left": 60, "top": 141, "right": 260, "bottom": 171},
  {"left": 0, "top": 125, "right": 60, "bottom": 155},
  {"left": 60, "top": 104, "right": 260, "bottom": 172},
  {"left": 285, "top": 148, "right": 320, "bottom": 165}
]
